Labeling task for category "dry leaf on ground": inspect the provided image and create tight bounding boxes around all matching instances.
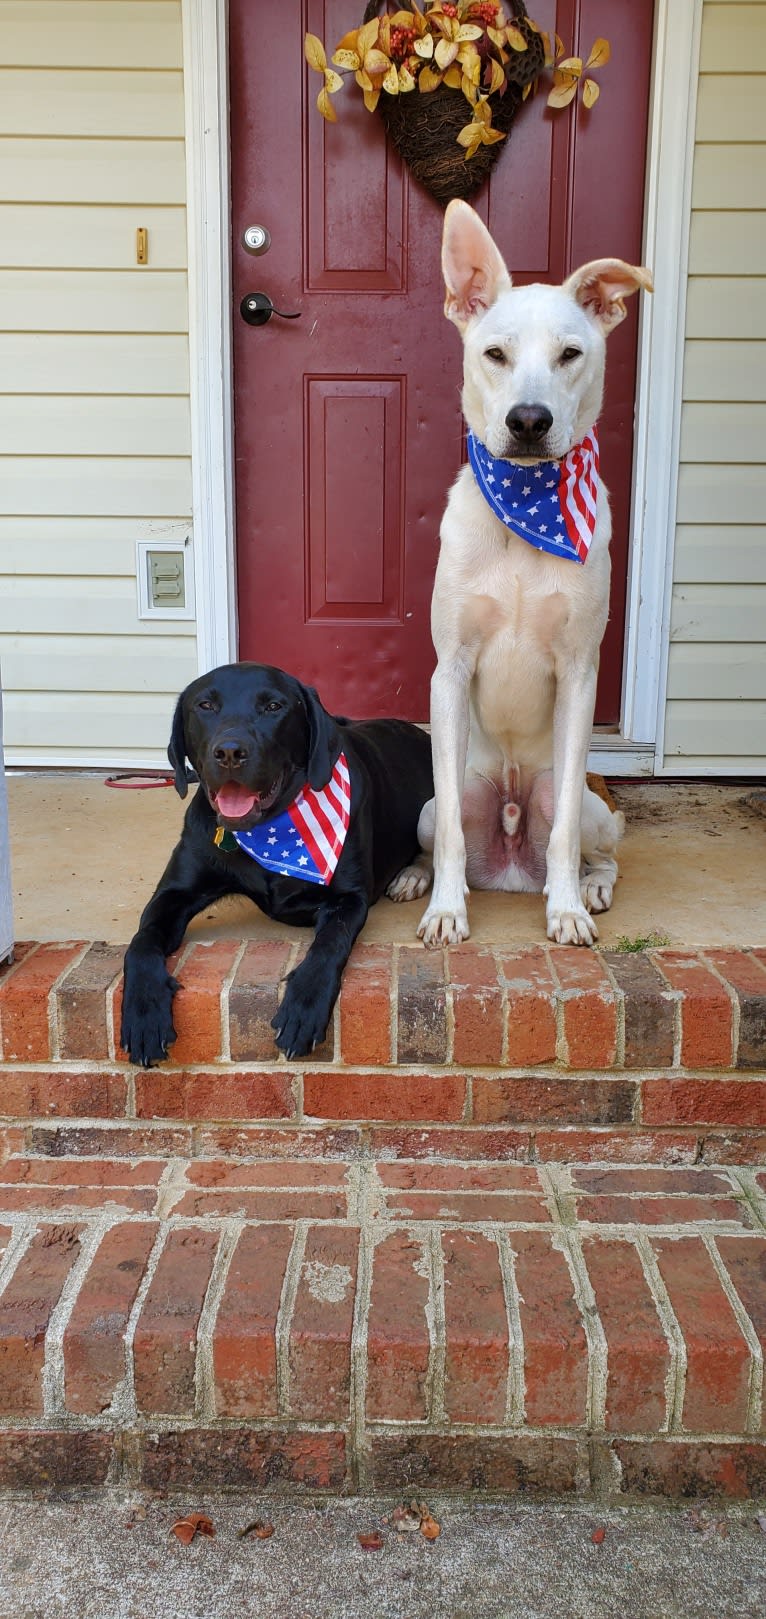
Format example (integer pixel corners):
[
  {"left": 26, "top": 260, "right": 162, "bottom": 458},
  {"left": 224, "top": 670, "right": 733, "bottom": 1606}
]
[
  {"left": 420, "top": 1514, "right": 441, "bottom": 1541},
  {"left": 170, "top": 1512, "right": 215, "bottom": 1545},
  {"left": 591, "top": 1526, "right": 606, "bottom": 1545},
  {"left": 238, "top": 1520, "right": 275, "bottom": 1540},
  {"left": 358, "top": 1531, "right": 384, "bottom": 1551},
  {"left": 392, "top": 1505, "right": 422, "bottom": 1534}
]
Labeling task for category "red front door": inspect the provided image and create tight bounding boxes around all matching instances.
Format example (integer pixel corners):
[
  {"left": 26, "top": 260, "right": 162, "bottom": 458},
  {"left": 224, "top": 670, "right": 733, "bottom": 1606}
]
[{"left": 230, "top": 1, "right": 654, "bottom": 722}]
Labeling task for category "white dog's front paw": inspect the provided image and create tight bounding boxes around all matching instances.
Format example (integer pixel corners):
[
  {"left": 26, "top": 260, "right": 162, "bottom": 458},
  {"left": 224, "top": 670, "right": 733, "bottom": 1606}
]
[
  {"left": 580, "top": 875, "right": 614, "bottom": 914},
  {"left": 387, "top": 859, "right": 432, "bottom": 903},
  {"left": 547, "top": 904, "right": 598, "bottom": 946},
  {"left": 417, "top": 902, "right": 470, "bottom": 948}
]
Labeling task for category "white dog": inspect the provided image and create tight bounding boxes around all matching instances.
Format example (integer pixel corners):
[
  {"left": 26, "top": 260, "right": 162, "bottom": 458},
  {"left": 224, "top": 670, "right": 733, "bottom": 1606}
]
[{"left": 411, "top": 200, "right": 652, "bottom": 949}]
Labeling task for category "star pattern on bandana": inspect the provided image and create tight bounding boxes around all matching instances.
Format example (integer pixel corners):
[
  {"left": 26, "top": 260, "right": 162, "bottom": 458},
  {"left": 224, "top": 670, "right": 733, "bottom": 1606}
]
[{"left": 466, "top": 431, "right": 599, "bottom": 565}]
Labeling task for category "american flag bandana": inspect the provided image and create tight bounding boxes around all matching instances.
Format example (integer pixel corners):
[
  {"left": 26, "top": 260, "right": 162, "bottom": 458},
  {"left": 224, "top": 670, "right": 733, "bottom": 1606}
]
[
  {"left": 467, "top": 428, "right": 600, "bottom": 564},
  {"left": 226, "top": 752, "right": 351, "bottom": 886}
]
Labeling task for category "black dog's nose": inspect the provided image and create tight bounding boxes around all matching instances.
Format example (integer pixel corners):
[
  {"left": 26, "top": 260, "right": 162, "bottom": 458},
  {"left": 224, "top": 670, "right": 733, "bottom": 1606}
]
[
  {"left": 212, "top": 740, "right": 249, "bottom": 770},
  {"left": 506, "top": 403, "right": 554, "bottom": 443}
]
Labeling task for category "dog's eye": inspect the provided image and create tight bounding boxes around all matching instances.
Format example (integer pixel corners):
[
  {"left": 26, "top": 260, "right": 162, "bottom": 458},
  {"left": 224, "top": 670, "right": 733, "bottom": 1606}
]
[
  {"left": 263, "top": 700, "right": 283, "bottom": 714},
  {"left": 197, "top": 699, "right": 216, "bottom": 712},
  {"left": 560, "top": 346, "right": 583, "bottom": 364},
  {"left": 484, "top": 347, "right": 506, "bottom": 364}
]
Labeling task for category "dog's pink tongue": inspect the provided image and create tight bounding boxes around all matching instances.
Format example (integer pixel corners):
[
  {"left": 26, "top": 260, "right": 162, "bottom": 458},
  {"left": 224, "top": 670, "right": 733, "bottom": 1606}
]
[{"left": 215, "top": 783, "right": 258, "bottom": 819}]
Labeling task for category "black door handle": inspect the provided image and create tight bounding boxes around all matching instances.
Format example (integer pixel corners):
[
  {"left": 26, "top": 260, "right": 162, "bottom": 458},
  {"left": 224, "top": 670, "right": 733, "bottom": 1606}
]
[{"left": 240, "top": 292, "right": 301, "bottom": 327}]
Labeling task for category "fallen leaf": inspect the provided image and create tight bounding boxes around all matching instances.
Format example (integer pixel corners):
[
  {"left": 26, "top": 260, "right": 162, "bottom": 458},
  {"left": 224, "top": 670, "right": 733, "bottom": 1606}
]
[
  {"left": 238, "top": 1520, "right": 275, "bottom": 1541},
  {"left": 420, "top": 1514, "right": 441, "bottom": 1541},
  {"left": 392, "top": 1504, "right": 422, "bottom": 1534},
  {"left": 171, "top": 1512, "right": 215, "bottom": 1545},
  {"left": 358, "top": 1531, "right": 384, "bottom": 1551},
  {"left": 591, "top": 1526, "right": 606, "bottom": 1545}
]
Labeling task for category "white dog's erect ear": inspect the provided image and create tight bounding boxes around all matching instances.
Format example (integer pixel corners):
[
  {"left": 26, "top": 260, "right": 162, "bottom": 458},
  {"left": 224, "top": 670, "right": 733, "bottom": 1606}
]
[
  {"left": 564, "top": 258, "right": 653, "bottom": 334},
  {"left": 441, "top": 199, "right": 512, "bottom": 331}
]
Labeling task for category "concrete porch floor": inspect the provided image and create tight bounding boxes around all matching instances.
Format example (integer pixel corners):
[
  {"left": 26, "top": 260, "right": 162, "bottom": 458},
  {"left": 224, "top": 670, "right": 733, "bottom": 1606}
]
[{"left": 5, "top": 775, "right": 765, "bottom": 948}]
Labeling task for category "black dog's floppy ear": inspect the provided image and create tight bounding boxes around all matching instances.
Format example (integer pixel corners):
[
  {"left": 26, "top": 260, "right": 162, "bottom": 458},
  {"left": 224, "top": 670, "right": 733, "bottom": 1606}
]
[
  {"left": 304, "top": 684, "right": 341, "bottom": 791},
  {"left": 167, "top": 694, "right": 189, "bottom": 798}
]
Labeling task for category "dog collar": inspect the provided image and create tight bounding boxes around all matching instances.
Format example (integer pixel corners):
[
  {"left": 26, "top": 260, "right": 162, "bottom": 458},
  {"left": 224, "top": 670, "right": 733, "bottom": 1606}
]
[
  {"left": 213, "top": 752, "right": 351, "bottom": 885},
  {"left": 467, "top": 428, "right": 600, "bottom": 563}
]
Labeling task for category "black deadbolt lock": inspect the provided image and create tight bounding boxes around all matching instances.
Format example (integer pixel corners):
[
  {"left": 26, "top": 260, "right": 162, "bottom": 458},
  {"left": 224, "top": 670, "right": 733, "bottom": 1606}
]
[{"left": 240, "top": 292, "right": 301, "bottom": 327}]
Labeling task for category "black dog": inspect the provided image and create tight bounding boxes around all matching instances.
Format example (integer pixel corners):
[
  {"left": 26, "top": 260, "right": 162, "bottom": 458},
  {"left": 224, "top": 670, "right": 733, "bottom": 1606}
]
[{"left": 120, "top": 663, "right": 433, "bottom": 1065}]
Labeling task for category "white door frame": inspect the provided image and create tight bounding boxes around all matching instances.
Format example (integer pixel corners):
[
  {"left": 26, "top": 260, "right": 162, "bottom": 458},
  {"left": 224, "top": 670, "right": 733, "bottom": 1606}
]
[{"left": 182, "top": 0, "right": 703, "bottom": 774}]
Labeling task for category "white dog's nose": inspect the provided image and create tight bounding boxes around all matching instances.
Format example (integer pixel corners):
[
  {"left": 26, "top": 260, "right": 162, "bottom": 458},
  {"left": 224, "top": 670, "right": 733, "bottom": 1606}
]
[{"left": 505, "top": 404, "right": 553, "bottom": 444}]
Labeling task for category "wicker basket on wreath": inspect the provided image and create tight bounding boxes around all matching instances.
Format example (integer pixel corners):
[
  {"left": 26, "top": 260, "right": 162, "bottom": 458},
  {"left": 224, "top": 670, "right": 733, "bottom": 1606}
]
[{"left": 363, "top": 1, "right": 544, "bottom": 205}]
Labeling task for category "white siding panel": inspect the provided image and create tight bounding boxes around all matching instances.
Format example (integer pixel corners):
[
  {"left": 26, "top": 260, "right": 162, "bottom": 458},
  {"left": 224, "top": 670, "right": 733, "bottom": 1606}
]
[
  {"left": 700, "top": 3, "right": 766, "bottom": 68},
  {"left": 674, "top": 524, "right": 766, "bottom": 581},
  {"left": 0, "top": 397, "right": 191, "bottom": 457},
  {"left": 0, "top": 517, "right": 191, "bottom": 577},
  {"left": 679, "top": 402, "right": 766, "bottom": 461},
  {"left": 1, "top": 457, "right": 191, "bottom": 517},
  {"left": 0, "top": 138, "right": 186, "bottom": 205},
  {"left": 0, "top": 205, "right": 186, "bottom": 270},
  {"left": 688, "top": 209, "right": 766, "bottom": 273},
  {"left": 695, "top": 75, "right": 766, "bottom": 140},
  {"left": 0, "top": 634, "right": 195, "bottom": 693},
  {"left": 683, "top": 340, "right": 766, "bottom": 399},
  {"left": 686, "top": 278, "right": 766, "bottom": 336},
  {"left": 664, "top": 700, "right": 766, "bottom": 756},
  {"left": 0, "top": 270, "right": 188, "bottom": 333},
  {"left": 0, "top": 334, "right": 189, "bottom": 394},
  {"left": 3, "top": 690, "right": 183, "bottom": 753},
  {"left": 677, "top": 462, "right": 766, "bottom": 523},
  {"left": 0, "top": 70, "right": 184, "bottom": 137},
  {"left": 1, "top": 2, "right": 183, "bottom": 69},
  {"left": 1, "top": 577, "right": 195, "bottom": 638},
  {"left": 670, "top": 583, "right": 766, "bottom": 641},
  {"left": 667, "top": 642, "right": 766, "bottom": 699},
  {"left": 691, "top": 144, "right": 766, "bottom": 208}
]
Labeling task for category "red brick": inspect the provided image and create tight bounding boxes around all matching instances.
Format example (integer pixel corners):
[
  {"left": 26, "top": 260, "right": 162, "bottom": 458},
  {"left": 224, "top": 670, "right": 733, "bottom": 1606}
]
[
  {"left": 602, "top": 951, "right": 675, "bottom": 1069},
  {"left": 652, "top": 1235, "right": 751, "bottom": 1431},
  {"left": 133, "top": 1227, "right": 219, "bottom": 1415},
  {"left": 697, "top": 1131, "right": 766, "bottom": 1165},
  {"left": 0, "top": 1157, "right": 165, "bottom": 1187},
  {"left": 0, "top": 1185, "right": 157, "bottom": 1214},
  {"left": 383, "top": 1190, "right": 549, "bottom": 1223},
  {"left": 0, "top": 1068, "right": 127, "bottom": 1119},
  {"left": 0, "top": 1223, "right": 83, "bottom": 1413},
  {"left": 339, "top": 944, "right": 392, "bottom": 1066},
  {"left": 442, "top": 1231, "right": 508, "bottom": 1424},
  {"left": 612, "top": 1439, "right": 766, "bottom": 1499},
  {"left": 396, "top": 947, "right": 448, "bottom": 1064},
  {"left": 213, "top": 1224, "right": 293, "bottom": 1417},
  {"left": 368, "top": 1433, "right": 579, "bottom": 1494},
  {"left": 511, "top": 1230, "right": 588, "bottom": 1426},
  {"left": 582, "top": 1237, "right": 669, "bottom": 1432},
  {"left": 54, "top": 943, "right": 124, "bottom": 1061},
  {"left": 304, "top": 1070, "right": 465, "bottom": 1123},
  {"left": 165, "top": 940, "right": 241, "bottom": 1065},
  {"left": 173, "top": 1188, "right": 347, "bottom": 1220},
  {"left": 376, "top": 1162, "right": 541, "bottom": 1191},
  {"left": 63, "top": 1221, "right": 159, "bottom": 1413},
  {"left": 497, "top": 947, "right": 557, "bottom": 1066},
  {"left": 0, "top": 1430, "right": 114, "bottom": 1489},
  {"left": 570, "top": 1167, "right": 734, "bottom": 1196},
  {"left": 0, "top": 943, "right": 85, "bottom": 1061},
  {"left": 705, "top": 949, "right": 766, "bottom": 1069},
  {"left": 450, "top": 947, "right": 503, "bottom": 1066},
  {"left": 576, "top": 1194, "right": 749, "bottom": 1226},
  {"left": 29, "top": 1124, "right": 192, "bottom": 1158},
  {"left": 197, "top": 1125, "right": 361, "bottom": 1159},
  {"left": 187, "top": 1160, "right": 349, "bottom": 1188},
  {"left": 0, "top": 1224, "right": 11, "bottom": 1259},
  {"left": 473, "top": 1075, "right": 635, "bottom": 1126},
  {"left": 369, "top": 1126, "right": 533, "bottom": 1161},
  {"left": 532, "top": 1129, "right": 699, "bottom": 1165},
  {"left": 288, "top": 1225, "right": 359, "bottom": 1421},
  {"left": 366, "top": 1231, "right": 431, "bottom": 1421},
  {"left": 552, "top": 947, "right": 617, "bottom": 1068},
  {"left": 228, "top": 940, "right": 294, "bottom": 1061},
  {"left": 653, "top": 950, "right": 732, "bottom": 1068},
  {"left": 140, "top": 1428, "right": 348, "bottom": 1491},
  {"left": 642, "top": 1077, "right": 766, "bottom": 1128},
  {"left": 0, "top": 1128, "right": 24, "bottom": 1164},
  {"left": 134, "top": 1068, "right": 294, "bottom": 1122},
  {"left": 715, "top": 1235, "right": 766, "bottom": 1431}
]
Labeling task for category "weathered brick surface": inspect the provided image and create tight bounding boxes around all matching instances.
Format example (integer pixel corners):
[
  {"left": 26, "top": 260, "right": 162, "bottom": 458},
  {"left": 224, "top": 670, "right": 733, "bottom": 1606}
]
[
  {"left": 715, "top": 1235, "right": 766, "bottom": 1431},
  {"left": 288, "top": 1225, "right": 359, "bottom": 1421},
  {"left": 0, "top": 1430, "right": 114, "bottom": 1489},
  {"left": 304, "top": 1070, "right": 465, "bottom": 1123},
  {"left": 442, "top": 1230, "right": 508, "bottom": 1424},
  {"left": 133, "top": 1227, "right": 219, "bottom": 1415},
  {"left": 603, "top": 951, "right": 675, "bottom": 1068},
  {"left": 197, "top": 1125, "right": 361, "bottom": 1159},
  {"left": 55, "top": 943, "right": 125, "bottom": 1061},
  {"left": 510, "top": 1230, "right": 588, "bottom": 1427},
  {"left": 705, "top": 949, "right": 766, "bottom": 1069},
  {"left": 653, "top": 950, "right": 732, "bottom": 1068},
  {"left": 366, "top": 1231, "right": 431, "bottom": 1422},
  {"left": 368, "top": 1433, "right": 580, "bottom": 1493},
  {"left": 582, "top": 1236, "right": 669, "bottom": 1432},
  {"left": 642, "top": 1077, "right": 766, "bottom": 1128},
  {"left": 552, "top": 948, "right": 617, "bottom": 1068},
  {"left": 64, "top": 1220, "right": 159, "bottom": 1413},
  {"left": 228, "top": 941, "right": 293, "bottom": 1062},
  {"left": 140, "top": 1428, "right": 348, "bottom": 1490},
  {"left": 0, "top": 1223, "right": 82, "bottom": 1412},
  {"left": 473, "top": 1075, "right": 635, "bottom": 1126},
  {"left": 0, "top": 943, "right": 85, "bottom": 1061},
  {"left": 162, "top": 940, "right": 241, "bottom": 1066},
  {"left": 652, "top": 1236, "right": 752, "bottom": 1432},
  {"left": 450, "top": 947, "right": 504, "bottom": 1066},
  {"left": 29, "top": 1124, "right": 193, "bottom": 1158},
  {"left": 1, "top": 1069, "right": 127, "bottom": 1119},
  {"left": 396, "top": 947, "right": 448, "bottom": 1064},
  {"left": 134, "top": 1068, "right": 294, "bottom": 1122},
  {"left": 213, "top": 1224, "right": 293, "bottom": 1417},
  {"left": 339, "top": 944, "right": 391, "bottom": 1066},
  {"left": 610, "top": 1439, "right": 766, "bottom": 1499},
  {"left": 498, "top": 947, "right": 558, "bottom": 1066}
]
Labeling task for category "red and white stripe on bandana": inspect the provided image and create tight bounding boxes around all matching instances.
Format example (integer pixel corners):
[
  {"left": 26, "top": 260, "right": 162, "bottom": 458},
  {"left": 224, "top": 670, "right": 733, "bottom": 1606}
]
[
  {"left": 558, "top": 430, "right": 599, "bottom": 561},
  {"left": 231, "top": 752, "right": 352, "bottom": 885}
]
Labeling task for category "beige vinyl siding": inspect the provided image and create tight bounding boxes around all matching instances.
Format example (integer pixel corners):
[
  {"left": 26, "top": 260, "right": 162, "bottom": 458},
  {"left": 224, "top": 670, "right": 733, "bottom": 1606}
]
[
  {"left": 664, "top": 0, "right": 766, "bottom": 771},
  {"left": 0, "top": 0, "right": 195, "bottom": 767}
]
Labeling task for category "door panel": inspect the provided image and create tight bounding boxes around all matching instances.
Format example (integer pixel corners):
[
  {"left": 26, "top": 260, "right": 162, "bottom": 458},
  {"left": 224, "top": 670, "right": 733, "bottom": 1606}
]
[{"left": 230, "top": 0, "right": 654, "bottom": 722}]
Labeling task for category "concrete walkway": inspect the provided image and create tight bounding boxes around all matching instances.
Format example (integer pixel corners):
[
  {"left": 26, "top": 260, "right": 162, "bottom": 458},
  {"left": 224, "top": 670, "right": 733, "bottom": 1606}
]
[
  {"left": 6, "top": 776, "right": 766, "bottom": 947},
  {"left": 0, "top": 1495, "right": 764, "bottom": 1619}
]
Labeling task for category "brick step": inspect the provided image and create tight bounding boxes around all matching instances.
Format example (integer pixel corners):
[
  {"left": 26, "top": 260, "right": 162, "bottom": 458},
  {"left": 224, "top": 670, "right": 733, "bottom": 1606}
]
[
  {"left": 0, "top": 1155, "right": 764, "bottom": 1498},
  {"left": 1, "top": 941, "right": 765, "bottom": 1165}
]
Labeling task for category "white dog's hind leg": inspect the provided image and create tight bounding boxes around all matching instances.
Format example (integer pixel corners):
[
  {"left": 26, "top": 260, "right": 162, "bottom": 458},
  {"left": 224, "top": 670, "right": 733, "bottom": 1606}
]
[
  {"left": 579, "top": 787, "right": 624, "bottom": 914},
  {"left": 387, "top": 850, "right": 433, "bottom": 903}
]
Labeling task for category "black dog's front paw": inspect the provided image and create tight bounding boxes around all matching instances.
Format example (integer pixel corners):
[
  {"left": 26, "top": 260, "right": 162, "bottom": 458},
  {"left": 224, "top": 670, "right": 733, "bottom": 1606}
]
[
  {"left": 271, "top": 973, "right": 333, "bottom": 1060},
  {"left": 120, "top": 966, "right": 180, "bottom": 1068}
]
